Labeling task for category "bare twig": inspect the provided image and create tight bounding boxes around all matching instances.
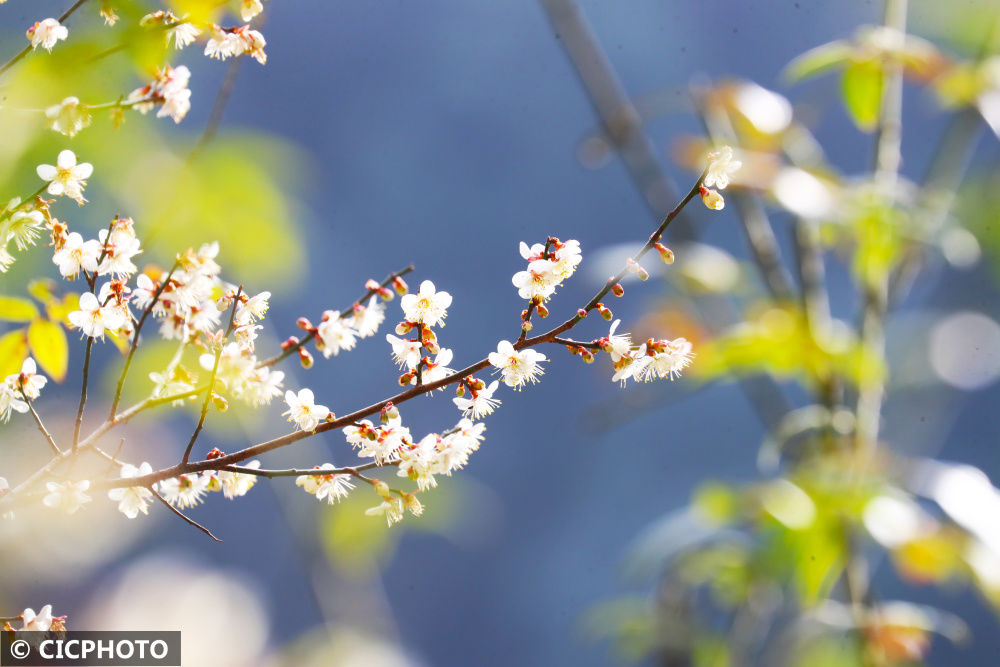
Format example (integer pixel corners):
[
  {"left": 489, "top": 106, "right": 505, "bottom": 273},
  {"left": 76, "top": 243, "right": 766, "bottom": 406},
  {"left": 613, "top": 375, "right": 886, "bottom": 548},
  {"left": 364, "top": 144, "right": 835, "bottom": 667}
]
[{"left": 151, "top": 488, "right": 222, "bottom": 542}]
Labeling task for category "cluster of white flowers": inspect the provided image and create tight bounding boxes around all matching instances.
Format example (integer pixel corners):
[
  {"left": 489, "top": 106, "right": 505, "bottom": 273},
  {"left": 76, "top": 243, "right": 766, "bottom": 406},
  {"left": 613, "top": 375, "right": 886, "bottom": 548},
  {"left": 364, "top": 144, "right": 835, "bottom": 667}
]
[
  {"left": 126, "top": 66, "right": 193, "bottom": 124},
  {"left": 0, "top": 359, "right": 46, "bottom": 422},
  {"left": 604, "top": 325, "right": 695, "bottom": 385},
  {"left": 295, "top": 464, "right": 356, "bottom": 505},
  {"left": 385, "top": 280, "right": 454, "bottom": 389},
  {"left": 139, "top": 11, "right": 202, "bottom": 50},
  {"left": 204, "top": 24, "right": 267, "bottom": 64},
  {"left": 512, "top": 238, "right": 582, "bottom": 303},
  {"left": 314, "top": 296, "right": 387, "bottom": 359},
  {"left": 156, "top": 460, "right": 260, "bottom": 510}
]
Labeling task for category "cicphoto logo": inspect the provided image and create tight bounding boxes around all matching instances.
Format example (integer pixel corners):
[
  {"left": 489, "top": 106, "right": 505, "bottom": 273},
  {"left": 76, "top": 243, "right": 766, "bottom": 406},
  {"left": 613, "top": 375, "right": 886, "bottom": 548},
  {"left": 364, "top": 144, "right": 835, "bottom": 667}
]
[{"left": 1, "top": 632, "right": 180, "bottom": 666}]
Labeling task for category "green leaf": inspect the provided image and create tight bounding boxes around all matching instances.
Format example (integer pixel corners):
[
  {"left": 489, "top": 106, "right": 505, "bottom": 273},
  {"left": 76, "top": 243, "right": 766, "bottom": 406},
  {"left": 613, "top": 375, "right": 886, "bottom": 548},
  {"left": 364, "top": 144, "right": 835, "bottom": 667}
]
[
  {"left": 0, "top": 296, "right": 40, "bottom": 322},
  {"left": 27, "top": 319, "right": 68, "bottom": 382},
  {"left": 784, "top": 40, "right": 854, "bottom": 82},
  {"left": 842, "top": 60, "right": 883, "bottom": 131},
  {"left": 0, "top": 329, "right": 29, "bottom": 378}
]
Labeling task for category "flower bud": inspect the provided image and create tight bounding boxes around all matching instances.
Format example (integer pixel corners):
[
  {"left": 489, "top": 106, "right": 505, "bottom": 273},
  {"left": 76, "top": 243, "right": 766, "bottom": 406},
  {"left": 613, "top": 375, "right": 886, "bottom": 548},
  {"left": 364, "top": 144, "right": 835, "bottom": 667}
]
[
  {"left": 365, "top": 279, "right": 380, "bottom": 291},
  {"left": 470, "top": 378, "right": 486, "bottom": 391},
  {"left": 456, "top": 384, "right": 466, "bottom": 397},
  {"left": 378, "top": 286, "right": 393, "bottom": 301},
  {"left": 597, "top": 303, "right": 613, "bottom": 321},
  {"left": 568, "top": 345, "right": 580, "bottom": 355},
  {"left": 296, "top": 317, "right": 313, "bottom": 331},
  {"left": 655, "top": 242, "right": 675, "bottom": 265},
  {"left": 398, "top": 371, "right": 415, "bottom": 386},
  {"left": 374, "top": 480, "right": 391, "bottom": 499},
  {"left": 581, "top": 348, "right": 595, "bottom": 364},
  {"left": 395, "top": 321, "right": 413, "bottom": 335},
  {"left": 612, "top": 282, "right": 625, "bottom": 297},
  {"left": 536, "top": 303, "right": 549, "bottom": 318},
  {"left": 577, "top": 309, "right": 588, "bottom": 319},
  {"left": 280, "top": 336, "right": 300, "bottom": 350},
  {"left": 211, "top": 393, "right": 229, "bottom": 412},
  {"left": 392, "top": 276, "right": 409, "bottom": 295},
  {"left": 206, "top": 447, "right": 225, "bottom": 460},
  {"left": 298, "top": 347, "right": 314, "bottom": 368},
  {"left": 381, "top": 402, "right": 400, "bottom": 424},
  {"left": 521, "top": 321, "right": 533, "bottom": 333},
  {"left": 700, "top": 186, "right": 725, "bottom": 211}
]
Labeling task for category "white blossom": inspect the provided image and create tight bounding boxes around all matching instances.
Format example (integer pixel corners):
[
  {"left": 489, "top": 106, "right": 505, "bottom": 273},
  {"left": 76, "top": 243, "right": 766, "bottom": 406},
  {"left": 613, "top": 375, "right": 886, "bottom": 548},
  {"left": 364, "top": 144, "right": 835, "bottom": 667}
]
[
  {"left": 386, "top": 334, "right": 422, "bottom": 370},
  {"left": 36, "top": 150, "right": 93, "bottom": 204},
  {"left": 400, "top": 280, "right": 452, "bottom": 326},
  {"left": 107, "top": 462, "right": 154, "bottom": 519},
  {"left": 157, "top": 474, "right": 207, "bottom": 509},
  {"left": 347, "top": 297, "right": 385, "bottom": 338},
  {"left": 488, "top": 340, "right": 546, "bottom": 389},
  {"left": 365, "top": 497, "right": 404, "bottom": 526},
  {"left": 26, "top": 18, "right": 68, "bottom": 51},
  {"left": 43, "top": 480, "right": 91, "bottom": 514},
  {"left": 45, "top": 97, "right": 91, "bottom": 137},
  {"left": 704, "top": 146, "right": 742, "bottom": 190},
  {"left": 316, "top": 312, "right": 358, "bottom": 358},
  {"left": 283, "top": 389, "right": 330, "bottom": 431},
  {"left": 68, "top": 292, "right": 126, "bottom": 339},
  {"left": 52, "top": 232, "right": 101, "bottom": 278},
  {"left": 218, "top": 460, "right": 260, "bottom": 499},
  {"left": 21, "top": 605, "right": 53, "bottom": 631},
  {"left": 453, "top": 380, "right": 501, "bottom": 419}
]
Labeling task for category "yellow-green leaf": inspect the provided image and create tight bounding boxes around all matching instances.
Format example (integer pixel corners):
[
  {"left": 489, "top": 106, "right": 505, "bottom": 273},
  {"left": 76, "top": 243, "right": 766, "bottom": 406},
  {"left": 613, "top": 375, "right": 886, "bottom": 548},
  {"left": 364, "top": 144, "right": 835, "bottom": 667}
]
[
  {"left": 842, "top": 60, "right": 883, "bottom": 131},
  {"left": 785, "top": 40, "right": 854, "bottom": 82},
  {"left": 0, "top": 329, "right": 29, "bottom": 378},
  {"left": 27, "top": 319, "right": 68, "bottom": 382},
  {"left": 0, "top": 296, "right": 40, "bottom": 322}
]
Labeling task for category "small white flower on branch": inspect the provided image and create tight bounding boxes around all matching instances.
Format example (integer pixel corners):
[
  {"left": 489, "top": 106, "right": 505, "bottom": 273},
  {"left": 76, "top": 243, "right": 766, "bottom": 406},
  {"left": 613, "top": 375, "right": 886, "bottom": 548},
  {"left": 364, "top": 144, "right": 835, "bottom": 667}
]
[
  {"left": 36, "top": 150, "right": 93, "bottom": 204},
  {"left": 68, "top": 292, "right": 126, "bottom": 339},
  {"left": 400, "top": 280, "right": 452, "bottom": 327},
  {"left": 107, "top": 462, "right": 154, "bottom": 519},
  {"left": 21, "top": 605, "right": 53, "bottom": 631},
  {"left": 42, "top": 480, "right": 91, "bottom": 514},
  {"left": 315, "top": 311, "right": 359, "bottom": 358},
  {"left": 52, "top": 231, "right": 101, "bottom": 278},
  {"left": 704, "top": 145, "right": 742, "bottom": 190},
  {"left": 489, "top": 340, "right": 546, "bottom": 389},
  {"left": 26, "top": 18, "right": 68, "bottom": 51},
  {"left": 283, "top": 389, "right": 330, "bottom": 431},
  {"left": 45, "top": 97, "right": 91, "bottom": 137},
  {"left": 453, "top": 379, "right": 501, "bottom": 419},
  {"left": 157, "top": 474, "right": 208, "bottom": 509}
]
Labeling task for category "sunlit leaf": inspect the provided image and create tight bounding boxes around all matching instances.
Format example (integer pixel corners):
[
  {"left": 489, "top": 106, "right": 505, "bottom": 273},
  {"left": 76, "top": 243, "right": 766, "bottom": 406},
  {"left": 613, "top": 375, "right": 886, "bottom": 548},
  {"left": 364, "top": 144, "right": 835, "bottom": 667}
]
[
  {"left": 785, "top": 40, "right": 854, "bottom": 82},
  {"left": 0, "top": 296, "right": 40, "bottom": 322},
  {"left": 0, "top": 329, "right": 29, "bottom": 378},
  {"left": 27, "top": 319, "right": 68, "bottom": 382},
  {"left": 842, "top": 60, "right": 883, "bottom": 131}
]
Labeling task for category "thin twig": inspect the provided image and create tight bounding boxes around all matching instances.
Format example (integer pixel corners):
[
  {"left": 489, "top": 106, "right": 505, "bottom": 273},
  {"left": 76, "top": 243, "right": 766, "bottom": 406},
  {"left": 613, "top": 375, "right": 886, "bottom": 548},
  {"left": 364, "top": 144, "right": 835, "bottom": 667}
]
[
  {"left": 181, "top": 287, "right": 242, "bottom": 464},
  {"left": 151, "top": 488, "right": 222, "bottom": 542},
  {"left": 0, "top": 0, "right": 93, "bottom": 78},
  {"left": 18, "top": 382, "right": 61, "bottom": 455},
  {"left": 257, "top": 265, "right": 414, "bottom": 368},
  {"left": 110, "top": 261, "right": 180, "bottom": 418}
]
